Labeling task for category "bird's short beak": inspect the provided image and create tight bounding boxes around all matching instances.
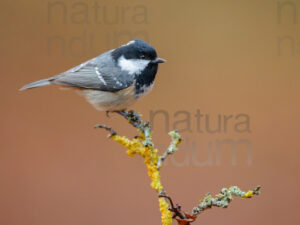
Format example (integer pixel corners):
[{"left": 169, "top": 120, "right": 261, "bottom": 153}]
[{"left": 151, "top": 57, "right": 166, "bottom": 64}]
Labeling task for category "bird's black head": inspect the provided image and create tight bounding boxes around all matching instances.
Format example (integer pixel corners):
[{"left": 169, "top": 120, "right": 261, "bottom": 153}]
[
  {"left": 111, "top": 39, "right": 165, "bottom": 64},
  {"left": 111, "top": 39, "right": 165, "bottom": 96}
]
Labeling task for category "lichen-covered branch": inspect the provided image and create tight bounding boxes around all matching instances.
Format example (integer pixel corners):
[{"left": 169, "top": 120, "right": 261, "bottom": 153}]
[
  {"left": 191, "top": 186, "right": 261, "bottom": 216},
  {"left": 158, "top": 185, "right": 260, "bottom": 225},
  {"left": 95, "top": 110, "right": 261, "bottom": 225},
  {"left": 157, "top": 130, "right": 182, "bottom": 170},
  {"left": 96, "top": 110, "right": 172, "bottom": 225}
]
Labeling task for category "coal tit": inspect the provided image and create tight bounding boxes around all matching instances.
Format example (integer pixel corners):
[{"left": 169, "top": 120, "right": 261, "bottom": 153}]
[{"left": 20, "top": 39, "right": 165, "bottom": 112}]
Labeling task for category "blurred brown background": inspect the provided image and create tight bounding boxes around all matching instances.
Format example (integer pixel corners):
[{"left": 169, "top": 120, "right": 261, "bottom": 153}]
[{"left": 0, "top": 0, "right": 299, "bottom": 225}]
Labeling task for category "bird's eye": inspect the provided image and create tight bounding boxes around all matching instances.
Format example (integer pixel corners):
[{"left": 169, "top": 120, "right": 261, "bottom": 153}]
[{"left": 140, "top": 55, "right": 146, "bottom": 59}]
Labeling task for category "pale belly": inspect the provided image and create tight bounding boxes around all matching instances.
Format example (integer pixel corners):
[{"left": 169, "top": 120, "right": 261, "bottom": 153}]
[{"left": 80, "top": 85, "right": 137, "bottom": 111}]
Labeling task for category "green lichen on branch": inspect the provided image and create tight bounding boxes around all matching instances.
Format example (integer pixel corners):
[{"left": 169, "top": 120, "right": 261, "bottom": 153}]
[
  {"left": 157, "top": 130, "right": 182, "bottom": 169},
  {"left": 191, "top": 186, "right": 261, "bottom": 216},
  {"left": 95, "top": 110, "right": 261, "bottom": 225}
]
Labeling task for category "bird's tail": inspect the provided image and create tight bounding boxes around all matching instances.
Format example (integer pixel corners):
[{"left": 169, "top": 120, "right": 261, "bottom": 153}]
[{"left": 19, "top": 78, "right": 54, "bottom": 91}]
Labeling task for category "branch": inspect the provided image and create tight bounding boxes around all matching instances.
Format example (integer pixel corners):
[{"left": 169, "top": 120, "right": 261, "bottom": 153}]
[
  {"left": 159, "top": 186, "right": 261, "bottom": 225},
  {"left": 191, "top": 185, "right": 261, "bottom": 216},
  {"left": 95, "top": 110, "right": 261, "bottom": 225},
  {"left": 94, "top": 124, "right": 116, "bottom": 138},
  {"left": 157, "top": 130, "right": 182, "bottom": 169}
]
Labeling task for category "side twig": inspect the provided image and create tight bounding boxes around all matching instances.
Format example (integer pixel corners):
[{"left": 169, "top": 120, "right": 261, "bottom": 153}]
[{"left": 157, "top": 130, "right": 182, "bottom": 170}]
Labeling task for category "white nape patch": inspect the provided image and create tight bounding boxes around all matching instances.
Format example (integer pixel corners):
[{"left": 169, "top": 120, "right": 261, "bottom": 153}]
[
  {"left": 95, "top": 67, "right": 107, "bottom": 85},
  {"left": 118, "top": 55, "right": 150, "bottom": 75},
  {"left": 124, "top": 40, "right": 135, "bottom": 46},
  {"left": 136, "top": 83, "right": 154, "bottom": 98}
]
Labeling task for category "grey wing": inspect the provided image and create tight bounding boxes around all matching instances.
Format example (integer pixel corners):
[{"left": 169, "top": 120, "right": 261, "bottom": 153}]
[{"left": 53, "top": 52, "right": 134, "bottom": 92}]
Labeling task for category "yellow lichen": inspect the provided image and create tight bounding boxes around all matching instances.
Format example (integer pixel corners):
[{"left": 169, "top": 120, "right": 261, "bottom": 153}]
[
  {"left": 111, "top": 134, "right": 172, "bottom": 225},
  {"left": 159, "top": 198, "right": 173, "bottom": 225},
  {"left": 243, "top": 190, "right": 254, "bottom": 198}
]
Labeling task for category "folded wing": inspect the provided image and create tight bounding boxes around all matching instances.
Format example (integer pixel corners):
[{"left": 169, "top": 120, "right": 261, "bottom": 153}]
[{"left": 54, "top": 52, "right": 134, "bottom": 92}]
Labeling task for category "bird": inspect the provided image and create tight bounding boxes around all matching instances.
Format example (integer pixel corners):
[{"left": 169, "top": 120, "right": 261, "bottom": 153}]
[{"left": 20, "top": 39, "right": 165, "bottom": 114}]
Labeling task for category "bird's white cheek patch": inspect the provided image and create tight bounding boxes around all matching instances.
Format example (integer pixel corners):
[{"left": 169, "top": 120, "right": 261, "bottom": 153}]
[{"left": 118, "top": 56, "right": 150, "bottom": 75}]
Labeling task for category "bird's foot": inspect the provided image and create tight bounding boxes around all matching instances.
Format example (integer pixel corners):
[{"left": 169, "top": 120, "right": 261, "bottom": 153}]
[{"left": 114, "top": 110, "right": 141, "bottom": 128}]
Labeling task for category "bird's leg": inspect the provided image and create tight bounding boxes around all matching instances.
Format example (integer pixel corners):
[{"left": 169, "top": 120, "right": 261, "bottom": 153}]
[{"left": 106, "top": 111, "right": 111, "bottom": 118}]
